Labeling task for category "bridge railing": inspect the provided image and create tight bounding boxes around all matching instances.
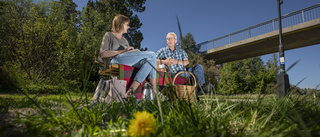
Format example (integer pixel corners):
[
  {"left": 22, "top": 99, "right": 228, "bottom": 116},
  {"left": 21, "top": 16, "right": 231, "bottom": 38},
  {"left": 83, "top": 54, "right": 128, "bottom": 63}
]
[{"left": 198, "top": 3, "right": 320, "bottom": 52}]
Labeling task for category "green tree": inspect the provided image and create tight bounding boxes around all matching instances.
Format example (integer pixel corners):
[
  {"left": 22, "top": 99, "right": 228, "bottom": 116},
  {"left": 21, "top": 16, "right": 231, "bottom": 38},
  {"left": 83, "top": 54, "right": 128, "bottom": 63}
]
[
  {"left": 49, "top": 0, "right": 81, "bottom": 82},
  {"left": 218, "top": 61, "right": 246, "bottom": 94},
  {"left": 84, "top": 0, "right": 146, "bottom": 50},
  {"left": 0, "top": 1, "right": 11, "bottom": 66},
  {"left": 264, "top": 53, "right": 279, "bottom": 93},
  {"left": 1, "top": 0, "right": 79, "bottom": 84},
  {"left": 188, "top": 53, "right": 219, "bottom": 86},
  {"left": 1, "top": 0, "right": 50, "bottom": 82},
  {"left": 218, "top": 57, "right": 271, "bottom": 94},
  {"left": 181, "top": 32, "right": 200, "bottom": 54},
  {"left": 180, "top": 32, "right": 219, "bottom": 87}
]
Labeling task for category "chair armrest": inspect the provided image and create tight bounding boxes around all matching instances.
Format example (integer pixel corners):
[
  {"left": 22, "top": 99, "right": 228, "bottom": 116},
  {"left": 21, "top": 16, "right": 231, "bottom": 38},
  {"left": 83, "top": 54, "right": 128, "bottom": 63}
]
[{"left": 94, "top": 50, "right": 104, "bottom": 65}]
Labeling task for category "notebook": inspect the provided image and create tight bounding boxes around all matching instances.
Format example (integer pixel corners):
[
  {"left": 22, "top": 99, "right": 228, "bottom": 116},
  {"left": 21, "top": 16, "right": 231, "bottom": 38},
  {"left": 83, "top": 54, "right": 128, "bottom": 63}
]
[{"left": 125, "top": 49, "right": 140, "bottom": 53}]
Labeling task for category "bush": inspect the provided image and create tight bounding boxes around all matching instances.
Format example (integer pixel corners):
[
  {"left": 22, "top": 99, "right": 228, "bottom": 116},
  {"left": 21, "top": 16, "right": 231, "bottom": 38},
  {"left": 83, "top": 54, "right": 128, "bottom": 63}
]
[
  {"left": 0, "top": 65, "right": 20, "bottom": 93},
  {"left": 289, "top": 85, "right": 302, "bottom": 95},
  {"left": 187, "top": 53, "right": 219, "bottom": 86},
  {"left": 306, "top": 89, "right": 320, "bottom": 97}
]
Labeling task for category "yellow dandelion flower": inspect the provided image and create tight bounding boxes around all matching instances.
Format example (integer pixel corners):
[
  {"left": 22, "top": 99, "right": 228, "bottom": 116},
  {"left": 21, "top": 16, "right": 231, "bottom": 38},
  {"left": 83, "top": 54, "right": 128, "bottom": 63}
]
[{"left": 128, "top": 111, "right": 156, "bottom": 137}]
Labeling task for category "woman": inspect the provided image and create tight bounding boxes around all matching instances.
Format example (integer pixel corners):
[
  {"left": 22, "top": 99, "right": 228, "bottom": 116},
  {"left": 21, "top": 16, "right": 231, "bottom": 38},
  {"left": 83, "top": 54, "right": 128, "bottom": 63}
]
[{"left": 98, "top": 14, "right": 157, "bottom": 98}]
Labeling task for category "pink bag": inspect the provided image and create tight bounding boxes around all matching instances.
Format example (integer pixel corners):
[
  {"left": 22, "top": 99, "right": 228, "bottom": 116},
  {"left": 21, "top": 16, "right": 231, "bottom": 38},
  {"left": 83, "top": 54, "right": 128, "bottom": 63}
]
[{"left": 92, "top": 77, "right": 127, "bottom": 104}]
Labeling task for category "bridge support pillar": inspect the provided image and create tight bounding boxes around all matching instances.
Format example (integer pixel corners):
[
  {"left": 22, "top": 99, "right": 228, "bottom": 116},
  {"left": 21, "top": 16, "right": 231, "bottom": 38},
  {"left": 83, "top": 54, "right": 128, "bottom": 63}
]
[{"left": 277, "top": 72, "right": 290, "bottom": 97}]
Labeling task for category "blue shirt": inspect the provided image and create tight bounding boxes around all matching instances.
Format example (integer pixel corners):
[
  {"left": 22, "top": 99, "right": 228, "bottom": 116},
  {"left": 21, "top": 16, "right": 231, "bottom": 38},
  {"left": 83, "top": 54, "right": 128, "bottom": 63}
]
[{"left": 156, "top": 46, "right": 188, "bottom": 74}]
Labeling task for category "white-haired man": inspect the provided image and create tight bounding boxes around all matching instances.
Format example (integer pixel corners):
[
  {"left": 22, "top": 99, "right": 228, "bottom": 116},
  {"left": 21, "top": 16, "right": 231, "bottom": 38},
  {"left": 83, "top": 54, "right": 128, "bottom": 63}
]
[{"left": 156, "top": 32, "right": 213, "bottom": 99}]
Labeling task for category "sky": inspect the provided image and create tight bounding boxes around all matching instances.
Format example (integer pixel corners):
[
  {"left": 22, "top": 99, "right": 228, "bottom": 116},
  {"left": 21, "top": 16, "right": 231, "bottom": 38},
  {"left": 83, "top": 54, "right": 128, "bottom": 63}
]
[{"left": 74, "top": 0, "right": 320, "bottom": 89}]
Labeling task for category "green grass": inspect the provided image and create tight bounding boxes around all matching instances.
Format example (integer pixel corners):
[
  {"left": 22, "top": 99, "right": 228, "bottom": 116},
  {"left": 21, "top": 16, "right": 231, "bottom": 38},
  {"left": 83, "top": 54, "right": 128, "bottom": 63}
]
[
  {"left": 199, "top": 94, "right": 275, "bottom": 100},
  {"left": 1, "top": 91, "right": 320, "bottom": 136}
]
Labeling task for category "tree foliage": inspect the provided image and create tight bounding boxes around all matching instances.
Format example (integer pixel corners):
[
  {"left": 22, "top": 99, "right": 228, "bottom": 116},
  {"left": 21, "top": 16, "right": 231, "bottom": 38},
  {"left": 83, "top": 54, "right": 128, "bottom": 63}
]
[
  {"left": 180, "top": 32, "right": 219, "bottom": 87},
  {"left": 218, "top": 54, "right": 279, "bottom": 94},
  {"left": 1, "top": 0, "right": 58, "bottom": 83},
  {"left": 82, "top": 0, "right": 146, "bottom": 50},
  {"left": 0, "top": 0, "right": 146, "bottom": 92},
  {"left": 181, "top": 32, "right": 200, "bottom": 54}
]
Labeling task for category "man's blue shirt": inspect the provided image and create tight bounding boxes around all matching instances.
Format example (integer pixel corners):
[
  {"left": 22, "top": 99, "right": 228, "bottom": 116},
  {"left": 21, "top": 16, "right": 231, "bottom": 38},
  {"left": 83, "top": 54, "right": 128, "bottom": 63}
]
[{"left": 156, "top": 46, "right": 188, "bottom": 74}]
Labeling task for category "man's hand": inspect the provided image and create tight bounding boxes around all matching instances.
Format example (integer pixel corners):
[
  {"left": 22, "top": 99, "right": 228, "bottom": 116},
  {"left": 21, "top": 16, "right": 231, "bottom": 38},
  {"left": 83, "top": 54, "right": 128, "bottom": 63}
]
[
  {"left": 166, "top": 58, "right": 189, "bottom": 66},
  {"left": 162, "top": 57, "right": 179, "bottom": 66},
  {"left": 169, "top": 58, "right": 178, "bottom": 66},
  {"left": 164, "top": 57, "right": 174, "bottom": 66}
]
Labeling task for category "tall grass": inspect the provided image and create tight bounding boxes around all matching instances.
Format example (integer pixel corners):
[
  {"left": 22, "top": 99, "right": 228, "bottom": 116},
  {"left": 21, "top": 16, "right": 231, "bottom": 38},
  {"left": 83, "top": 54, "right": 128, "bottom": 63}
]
[{"left": 1, "top": 89, "right": 320, "bottom": 136}]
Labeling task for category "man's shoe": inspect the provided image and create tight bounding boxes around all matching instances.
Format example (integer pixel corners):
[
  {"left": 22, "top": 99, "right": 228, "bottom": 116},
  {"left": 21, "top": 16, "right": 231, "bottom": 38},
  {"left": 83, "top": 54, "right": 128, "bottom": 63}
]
[
  {"left": 202, "top": 83, "right": 213, "bottom": 94},
  {"left": 197, "top": 90, "right": 204, "bottom": 95}
]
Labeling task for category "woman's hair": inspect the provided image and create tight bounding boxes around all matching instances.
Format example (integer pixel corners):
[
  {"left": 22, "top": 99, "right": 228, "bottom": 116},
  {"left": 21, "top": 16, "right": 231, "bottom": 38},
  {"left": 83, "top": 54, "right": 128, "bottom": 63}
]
[
  {"left": 166, "top": 32, "right": 177, "bottom": 40},
  {"left": 112, "top": 14, "right": 130, "bottom": 33}
]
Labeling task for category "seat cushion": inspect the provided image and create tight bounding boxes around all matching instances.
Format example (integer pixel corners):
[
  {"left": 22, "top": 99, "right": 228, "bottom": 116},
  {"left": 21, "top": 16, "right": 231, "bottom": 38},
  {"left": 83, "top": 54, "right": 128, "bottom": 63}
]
[{"left": 118, "top": 64, "right": 189, "bottom": 99}]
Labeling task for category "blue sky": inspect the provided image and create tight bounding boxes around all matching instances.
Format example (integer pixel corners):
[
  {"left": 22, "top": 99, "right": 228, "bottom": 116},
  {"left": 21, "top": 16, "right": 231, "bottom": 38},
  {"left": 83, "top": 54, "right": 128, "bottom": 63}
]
[{"left": 75, "top": 0, "right": 319, "bottom": 89}]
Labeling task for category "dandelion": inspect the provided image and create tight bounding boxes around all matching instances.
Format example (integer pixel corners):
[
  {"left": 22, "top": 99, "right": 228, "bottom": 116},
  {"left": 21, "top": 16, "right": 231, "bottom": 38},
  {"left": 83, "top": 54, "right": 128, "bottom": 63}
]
[{"left": 128, "top": 111, "right": 156, "bottom": 137}]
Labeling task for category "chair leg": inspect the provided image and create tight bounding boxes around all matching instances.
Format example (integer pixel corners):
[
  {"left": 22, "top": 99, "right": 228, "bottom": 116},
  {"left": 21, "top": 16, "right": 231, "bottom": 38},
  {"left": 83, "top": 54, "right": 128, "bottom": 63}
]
[{"left": 126, "top": 80, "right": 140, "bottom": 98}]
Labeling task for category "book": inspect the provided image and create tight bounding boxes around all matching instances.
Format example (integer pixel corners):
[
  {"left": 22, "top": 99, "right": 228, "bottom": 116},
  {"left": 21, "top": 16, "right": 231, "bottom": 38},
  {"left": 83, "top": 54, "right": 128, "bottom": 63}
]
[{"left": 125, "top": 49, "right": 140, "bottom": 53}]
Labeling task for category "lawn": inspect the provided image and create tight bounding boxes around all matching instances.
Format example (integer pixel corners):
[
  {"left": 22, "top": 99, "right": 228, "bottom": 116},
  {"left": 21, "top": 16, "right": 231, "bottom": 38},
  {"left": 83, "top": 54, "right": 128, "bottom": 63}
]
[{"left": 1, "top": 92, "right": 320, "bottom": 136}]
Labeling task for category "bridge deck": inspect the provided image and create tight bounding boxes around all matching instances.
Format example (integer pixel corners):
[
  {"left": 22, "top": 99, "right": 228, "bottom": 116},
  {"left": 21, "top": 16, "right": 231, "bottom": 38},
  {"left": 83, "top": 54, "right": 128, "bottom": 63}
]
[
  {"left": 200, "top": 4, "right": 320, "bottom": 64},
  {"left": 203, "top": 19, "right": 320, "bottom": 64}
]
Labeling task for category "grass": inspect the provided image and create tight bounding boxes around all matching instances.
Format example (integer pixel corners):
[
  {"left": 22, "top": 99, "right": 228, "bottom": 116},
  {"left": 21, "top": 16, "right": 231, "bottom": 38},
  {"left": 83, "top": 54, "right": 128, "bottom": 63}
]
[
  {"left": 199, "top": 94, "right": 275, "bottom": 100},
  {"left": 1, "top": 91, "right": 320, "bottom": 136}
]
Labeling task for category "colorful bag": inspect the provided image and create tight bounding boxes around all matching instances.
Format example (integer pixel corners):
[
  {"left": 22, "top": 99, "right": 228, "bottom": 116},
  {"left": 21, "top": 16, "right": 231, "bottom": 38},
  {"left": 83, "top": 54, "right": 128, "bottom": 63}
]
[{"left": 92, "top": 77, "right": 127, "bottom": 104}]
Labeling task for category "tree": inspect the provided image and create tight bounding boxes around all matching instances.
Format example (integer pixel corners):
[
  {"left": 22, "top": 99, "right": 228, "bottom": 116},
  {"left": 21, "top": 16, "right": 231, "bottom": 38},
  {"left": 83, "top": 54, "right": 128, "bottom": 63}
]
[
  {"left": 218, "top": 60, "right": 246, "bottom": 94},
  {"left": 1, "top": 0, "right": 51, "bottom": 82},
  {"left": 181, "top": 32, "right": 200, "bottom": 55},
  {"left": 218, "top": 57, "right": 271, "bottom": 94},
  {"left": 181, "top": 32, "right": 219, "bottom": 87},
  {"left": 0, "top": 0, "right": 79, "bottom": 84},
  {"left": 0, "top": 1, "right": 11, "bottom": 66},
  {"left": 188, "top": 53, "right": 219, "bottom": 86},
  {"left": 84, "top": 0, "right": 146, "bottom": 49},
  {"left": 264, "top": 53, "right": 279, "bottom": 93},
  {"left": 48, "top": 0, "right": 81, "bottom": 82}
]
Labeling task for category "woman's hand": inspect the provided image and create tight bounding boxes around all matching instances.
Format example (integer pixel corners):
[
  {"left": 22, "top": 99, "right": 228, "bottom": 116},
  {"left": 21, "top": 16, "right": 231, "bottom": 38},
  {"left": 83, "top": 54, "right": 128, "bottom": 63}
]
[
  {"left": 100, "top": 46, "right": 135, "bottom": 58},
  {"left": 125, "top": 46, "right": 134, "bottom": 51}
]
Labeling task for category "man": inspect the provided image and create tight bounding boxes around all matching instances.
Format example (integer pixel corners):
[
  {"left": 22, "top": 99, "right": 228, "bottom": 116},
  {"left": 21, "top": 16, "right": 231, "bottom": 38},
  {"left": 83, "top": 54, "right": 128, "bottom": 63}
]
[{"left": 156, "top": 32, "right": 213, "bottom": 97}]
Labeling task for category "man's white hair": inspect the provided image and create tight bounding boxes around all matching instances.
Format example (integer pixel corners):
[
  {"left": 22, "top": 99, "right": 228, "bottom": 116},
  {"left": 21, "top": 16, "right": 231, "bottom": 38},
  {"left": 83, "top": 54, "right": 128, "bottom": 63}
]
[{"left": 166, "top": 32, "right": 177, "bottom": 40}]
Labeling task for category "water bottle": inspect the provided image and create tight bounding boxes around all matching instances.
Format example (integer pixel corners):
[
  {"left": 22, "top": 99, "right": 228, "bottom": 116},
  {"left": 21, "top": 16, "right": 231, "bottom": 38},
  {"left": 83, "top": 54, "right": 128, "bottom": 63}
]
[{"left": 142, "top": 82, "right": 155, "bottom": 100}]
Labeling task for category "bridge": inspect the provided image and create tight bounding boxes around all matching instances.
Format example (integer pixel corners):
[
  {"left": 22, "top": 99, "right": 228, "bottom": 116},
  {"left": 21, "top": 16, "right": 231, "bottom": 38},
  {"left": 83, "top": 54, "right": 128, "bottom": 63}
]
[{"left": 198, "top": 4, "right": 320, "bottom": 64}]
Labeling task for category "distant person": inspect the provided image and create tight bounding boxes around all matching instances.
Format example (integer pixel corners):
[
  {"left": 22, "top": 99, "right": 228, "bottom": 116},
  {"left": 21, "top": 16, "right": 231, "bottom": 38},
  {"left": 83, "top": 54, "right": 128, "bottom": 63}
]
[
  {"left": 156, "top": 32, "right": 213, "bottom": 97},
  {"left": 98, "top": 14, "right": 157, "bottom": 98}
]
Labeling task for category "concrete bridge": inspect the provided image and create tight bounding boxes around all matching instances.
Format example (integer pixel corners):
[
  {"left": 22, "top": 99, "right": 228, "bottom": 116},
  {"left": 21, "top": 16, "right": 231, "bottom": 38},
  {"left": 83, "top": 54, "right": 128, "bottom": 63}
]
[{"left": 198, "top": 4, "right": 320, "bottom": 64}]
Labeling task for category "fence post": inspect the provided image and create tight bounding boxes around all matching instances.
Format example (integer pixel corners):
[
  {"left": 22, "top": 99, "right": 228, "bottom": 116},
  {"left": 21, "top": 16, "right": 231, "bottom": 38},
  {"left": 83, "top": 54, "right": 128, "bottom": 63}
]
[
  {"left": 273, "top": 19, "right": 275, "bottom": 31},
  {"left": 212, "top": 41, "right": 214, "bottom": 48},
  {"left": 302, "top": 10, "right": 305, "bottom": 23}
]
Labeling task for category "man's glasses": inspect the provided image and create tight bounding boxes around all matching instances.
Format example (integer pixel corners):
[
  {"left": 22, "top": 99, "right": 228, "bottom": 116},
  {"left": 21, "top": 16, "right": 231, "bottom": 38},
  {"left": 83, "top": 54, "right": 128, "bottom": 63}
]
[{"left": 166, "top": 37, "right": 176, "bottom": 41}]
